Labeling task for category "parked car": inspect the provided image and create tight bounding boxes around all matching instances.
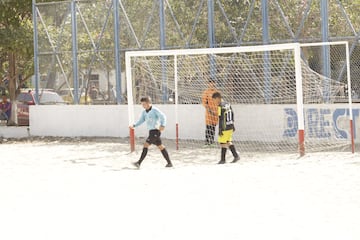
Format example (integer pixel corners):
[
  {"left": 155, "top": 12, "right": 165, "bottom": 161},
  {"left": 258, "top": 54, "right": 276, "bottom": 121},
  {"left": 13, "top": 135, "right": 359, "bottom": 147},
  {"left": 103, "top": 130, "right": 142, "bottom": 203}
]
[
  {"left": 58, "top": 88, "right": 92, "bottom": 104},
  {"left": 17, "top": 90, "right": 65, "bottom": 126}
]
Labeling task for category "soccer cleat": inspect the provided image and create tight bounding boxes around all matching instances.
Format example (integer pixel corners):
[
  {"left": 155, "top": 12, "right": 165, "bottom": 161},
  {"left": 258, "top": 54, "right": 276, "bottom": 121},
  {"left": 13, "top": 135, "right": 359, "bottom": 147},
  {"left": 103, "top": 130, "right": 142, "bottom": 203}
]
[
  {"left": 218, "top": 160, "right": 226, "bottom": 164},
  {"left": 165, "top": 163, "right": 173, "bottom": 168},
  {"left": 132, "top": 161, "right": 140, "bottom": 168},
  {"left": 231, "top": 156, "right": 240, "bottom": 163}
]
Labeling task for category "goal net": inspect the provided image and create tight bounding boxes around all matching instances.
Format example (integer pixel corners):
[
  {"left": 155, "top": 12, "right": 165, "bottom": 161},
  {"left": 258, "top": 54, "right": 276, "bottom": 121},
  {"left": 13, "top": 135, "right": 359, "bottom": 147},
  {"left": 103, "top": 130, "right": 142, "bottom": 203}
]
[{"left": 125, "top": 42, "right": 354, "bottom": 155}]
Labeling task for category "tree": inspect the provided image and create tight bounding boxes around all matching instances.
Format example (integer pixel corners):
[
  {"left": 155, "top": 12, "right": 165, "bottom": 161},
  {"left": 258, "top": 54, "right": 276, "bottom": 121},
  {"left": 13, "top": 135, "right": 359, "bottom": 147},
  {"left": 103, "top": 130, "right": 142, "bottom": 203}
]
[
  {"left": 0, "top": 1, "right": 33, "bottom": 124},
  {"left": 0, "top": 0, "right": 62, "bottom": 124}
]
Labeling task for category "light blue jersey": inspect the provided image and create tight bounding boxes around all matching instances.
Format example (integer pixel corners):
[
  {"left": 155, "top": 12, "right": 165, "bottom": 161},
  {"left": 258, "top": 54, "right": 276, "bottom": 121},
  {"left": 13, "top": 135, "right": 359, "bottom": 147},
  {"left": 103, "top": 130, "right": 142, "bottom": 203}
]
[{"left": 134, "top": 106, "right": 166, "bottom": 130}]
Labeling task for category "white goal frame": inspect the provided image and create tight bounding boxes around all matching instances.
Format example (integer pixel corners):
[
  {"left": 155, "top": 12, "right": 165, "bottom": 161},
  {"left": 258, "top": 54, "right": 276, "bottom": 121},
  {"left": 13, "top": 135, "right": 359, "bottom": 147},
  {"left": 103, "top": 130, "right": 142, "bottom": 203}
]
[{"left": 125, "top": 42, "right": 354, "bottom": 156}]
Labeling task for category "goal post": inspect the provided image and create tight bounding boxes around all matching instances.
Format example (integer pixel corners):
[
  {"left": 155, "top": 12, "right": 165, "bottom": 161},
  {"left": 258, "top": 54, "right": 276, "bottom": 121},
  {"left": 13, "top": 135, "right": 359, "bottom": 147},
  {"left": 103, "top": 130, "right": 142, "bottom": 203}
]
[
  {"left": 300, "top": 41, "right": 354, "bottom": 153},
  {"left": 125, "top": 42, "right": 354, "bottom": 156},
  {"left": 294, "top": 44, "right": 305, "bottom": 156}
]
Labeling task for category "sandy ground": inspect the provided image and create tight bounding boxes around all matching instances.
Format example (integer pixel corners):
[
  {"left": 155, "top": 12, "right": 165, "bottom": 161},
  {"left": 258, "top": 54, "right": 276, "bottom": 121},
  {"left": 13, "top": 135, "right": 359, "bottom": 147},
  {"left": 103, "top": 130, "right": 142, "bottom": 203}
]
[{"left": 0, "top": 139, "right": 359, "bottom": 240}]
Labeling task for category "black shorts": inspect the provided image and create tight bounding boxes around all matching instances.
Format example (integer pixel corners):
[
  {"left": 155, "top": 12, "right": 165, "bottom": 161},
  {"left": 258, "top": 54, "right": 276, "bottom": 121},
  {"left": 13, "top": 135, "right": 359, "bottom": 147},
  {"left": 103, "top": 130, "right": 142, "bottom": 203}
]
[{"left": 146, "top": 129, "right": 162, "bottom": 146}]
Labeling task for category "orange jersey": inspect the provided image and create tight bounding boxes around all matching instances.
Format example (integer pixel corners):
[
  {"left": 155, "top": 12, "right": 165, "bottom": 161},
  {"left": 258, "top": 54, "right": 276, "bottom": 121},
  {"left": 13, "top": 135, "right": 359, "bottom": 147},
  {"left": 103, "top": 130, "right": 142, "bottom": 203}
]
[{"left": 201, "top": 88, "right": 218, "bottom": 125}]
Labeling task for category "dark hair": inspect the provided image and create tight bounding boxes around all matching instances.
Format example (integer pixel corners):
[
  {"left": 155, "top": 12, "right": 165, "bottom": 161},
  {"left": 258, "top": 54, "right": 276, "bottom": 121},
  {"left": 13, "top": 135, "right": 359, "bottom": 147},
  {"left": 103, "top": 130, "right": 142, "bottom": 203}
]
[
  {"left": 140, "top": 96, "right": 151, "bottom": 103},
  {"left": 212, "top": 92, "right": 221, "bottom": 99},
  {"left": 209, "top": 79, "right": 215, "bottom": 83}
]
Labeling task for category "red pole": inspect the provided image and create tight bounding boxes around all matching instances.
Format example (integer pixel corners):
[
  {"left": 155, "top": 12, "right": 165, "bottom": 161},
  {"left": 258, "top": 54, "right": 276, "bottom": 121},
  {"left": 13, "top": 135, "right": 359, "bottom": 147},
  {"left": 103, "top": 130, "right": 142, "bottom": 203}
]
[
  {"left": 130, "top": 128, "right": 135, "bottom": 152},
  {"left": 298, "top": 129, "right": 305, "bottom": 157},
  {"left": 350, "top": 119, "right": 355, "bottom": 154}
]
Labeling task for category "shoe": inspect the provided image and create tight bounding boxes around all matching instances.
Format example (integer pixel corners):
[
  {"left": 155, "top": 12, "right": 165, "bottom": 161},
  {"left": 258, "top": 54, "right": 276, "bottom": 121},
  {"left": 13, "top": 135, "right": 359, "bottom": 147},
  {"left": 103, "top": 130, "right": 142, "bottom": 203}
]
[
  {"left": 132, "top": 161, "right": 140, "bottom": 168},
  {"left": 218, "top": 160, "right": 226, "bottom": 164},
  {"left": 165, "top": 163, "right": 173, "bottom": 168},
  {"left": 231, "top": 156, "right": 240, "bottom": 163}
]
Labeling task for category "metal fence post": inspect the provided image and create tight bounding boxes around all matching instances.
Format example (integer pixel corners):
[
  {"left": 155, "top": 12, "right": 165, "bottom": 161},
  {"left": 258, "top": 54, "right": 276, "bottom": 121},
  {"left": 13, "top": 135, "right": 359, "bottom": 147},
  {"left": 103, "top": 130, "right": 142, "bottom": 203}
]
[
  {"left": 32, "top": 0, "right": 40, "bottom": 104},
  {"left": 262, "top": 0, "right": 271, "bottom": 104},
  {"left": 207, "top": 0, "right": 216, "bottom": 82},
  {"left": 114, "top": 0, "right": 122, "bottom": 104},
  {"left": 71, "top": 0, "right": 79, "bottom": 104},
  {"left": 321, "top": 0, "right": 331, "bottom": 102},
  {"left": 159, "top": 0, "right": 167, "bottom": 103}
]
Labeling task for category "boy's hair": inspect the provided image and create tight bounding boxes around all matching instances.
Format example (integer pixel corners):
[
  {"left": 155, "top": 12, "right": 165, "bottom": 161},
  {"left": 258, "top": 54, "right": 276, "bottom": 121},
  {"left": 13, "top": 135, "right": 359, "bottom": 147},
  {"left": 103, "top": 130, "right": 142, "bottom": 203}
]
[
  {"left": 140, "top": 96, "right": 151, "bottom": 103},
  {"left": 212, "top": 92, "right": 222, "bottom": 99}
]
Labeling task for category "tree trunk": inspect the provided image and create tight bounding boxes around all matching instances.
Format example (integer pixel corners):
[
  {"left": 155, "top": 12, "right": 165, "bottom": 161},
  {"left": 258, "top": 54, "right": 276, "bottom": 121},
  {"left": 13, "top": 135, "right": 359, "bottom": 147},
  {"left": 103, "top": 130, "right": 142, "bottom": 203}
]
[{"left": 8, "top": 52, "right": 18, "bottom": 125}]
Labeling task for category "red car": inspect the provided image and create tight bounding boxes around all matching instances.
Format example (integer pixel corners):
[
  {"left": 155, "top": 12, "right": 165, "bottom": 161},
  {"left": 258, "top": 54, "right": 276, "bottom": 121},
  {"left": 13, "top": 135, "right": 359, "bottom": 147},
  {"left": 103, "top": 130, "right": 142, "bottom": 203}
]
[{"left": 16, "top": 90, "right": 65, "bottom": 126}]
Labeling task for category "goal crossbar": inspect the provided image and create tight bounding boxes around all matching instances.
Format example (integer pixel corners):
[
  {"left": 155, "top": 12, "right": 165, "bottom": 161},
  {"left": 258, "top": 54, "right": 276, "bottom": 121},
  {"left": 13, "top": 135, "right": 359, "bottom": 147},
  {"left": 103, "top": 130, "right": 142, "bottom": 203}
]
[{"left": 125, "top": 43, "right": 301, "bottom": 58}]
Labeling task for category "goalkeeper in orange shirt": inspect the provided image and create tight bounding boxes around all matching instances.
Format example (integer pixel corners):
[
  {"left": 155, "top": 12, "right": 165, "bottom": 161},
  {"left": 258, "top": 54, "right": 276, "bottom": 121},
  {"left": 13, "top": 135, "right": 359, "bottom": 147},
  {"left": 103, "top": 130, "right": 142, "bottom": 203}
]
[
  {"left": 201, "top": 80, "right": 218, "bottom": 146},
  {"left": 212, "top": 92, "right": 240, "bottom": 164}
]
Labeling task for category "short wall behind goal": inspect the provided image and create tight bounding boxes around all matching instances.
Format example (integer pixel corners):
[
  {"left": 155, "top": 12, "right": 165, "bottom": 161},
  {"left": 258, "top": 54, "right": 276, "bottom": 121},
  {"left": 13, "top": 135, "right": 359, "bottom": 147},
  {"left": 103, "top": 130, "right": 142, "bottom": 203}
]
[
  {"left": 30, "top": 105, "right": 128, "bottom": 137},
  {"left": 29, "top": 105, "right": 206, "bottom": 139},
  {"left": 30, "top": 104, "right": 360, "bottom": 144}
]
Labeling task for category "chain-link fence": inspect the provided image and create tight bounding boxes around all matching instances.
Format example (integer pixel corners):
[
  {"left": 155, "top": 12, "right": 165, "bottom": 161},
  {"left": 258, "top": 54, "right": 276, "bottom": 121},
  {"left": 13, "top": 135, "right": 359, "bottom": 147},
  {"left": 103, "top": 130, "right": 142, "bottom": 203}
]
[
  {"left": 35, "top": 1, "right": 117, "bottom": 104},
  {"left": 33, "top": 0, "right": 360, "bottom": 104}
]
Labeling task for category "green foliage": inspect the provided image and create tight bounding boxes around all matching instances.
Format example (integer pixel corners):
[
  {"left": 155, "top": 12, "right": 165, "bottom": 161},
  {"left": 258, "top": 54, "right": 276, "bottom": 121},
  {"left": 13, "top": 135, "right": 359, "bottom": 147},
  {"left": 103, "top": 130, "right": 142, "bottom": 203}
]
[
  {"left": 0, "top": 0, "right": 33, "bottom": 60},
  {"left": 0, "top": 0, "right": 59, "bottom": 97}
]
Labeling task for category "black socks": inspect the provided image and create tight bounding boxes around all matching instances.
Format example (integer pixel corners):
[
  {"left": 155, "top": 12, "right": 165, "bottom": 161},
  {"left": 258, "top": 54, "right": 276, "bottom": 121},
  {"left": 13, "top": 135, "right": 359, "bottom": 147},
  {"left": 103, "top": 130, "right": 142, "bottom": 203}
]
[
  {"left": 138, "top": 148, "right": 148, "bottom": 164},
  {"left": 229, "top": 145, "right": 239, "bottom": 158},
  {"left": 221, "top": 148, "right": 227, "bottom": 162},
  {"left": 220, "top": 145, "right": 238, "bottom": 163},
  {"left": 138, "top": 147, "right": 172, "bottom": 166},
  {"left": 161, "top": 148, "right": 172, "bottom": 164}
]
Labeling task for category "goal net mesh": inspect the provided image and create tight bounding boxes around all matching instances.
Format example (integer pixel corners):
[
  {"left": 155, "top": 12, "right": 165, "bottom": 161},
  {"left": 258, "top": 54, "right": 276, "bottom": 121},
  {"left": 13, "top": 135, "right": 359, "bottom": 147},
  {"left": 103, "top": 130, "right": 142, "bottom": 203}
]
[{"left": 127, "top": 43, "right": 351, "bottom": 153}]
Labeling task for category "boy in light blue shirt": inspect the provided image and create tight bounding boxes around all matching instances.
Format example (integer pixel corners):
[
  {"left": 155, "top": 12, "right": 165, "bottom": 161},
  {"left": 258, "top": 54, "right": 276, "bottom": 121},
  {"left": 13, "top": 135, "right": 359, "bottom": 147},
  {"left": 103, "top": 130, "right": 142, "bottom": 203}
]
[{"left": 130, "top": 96, "right": 173, "bottom": 168}]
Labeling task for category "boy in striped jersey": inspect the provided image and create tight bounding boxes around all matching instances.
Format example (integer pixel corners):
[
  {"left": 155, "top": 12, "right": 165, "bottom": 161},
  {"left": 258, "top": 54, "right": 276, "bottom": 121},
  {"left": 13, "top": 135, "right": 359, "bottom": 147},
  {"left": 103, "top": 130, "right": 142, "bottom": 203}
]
[
  {"left": 130, "top": 96, "right": 173, "bottom": 168},
  {"left": 212, "top": 92, "right": 240, "bottom": 164}
]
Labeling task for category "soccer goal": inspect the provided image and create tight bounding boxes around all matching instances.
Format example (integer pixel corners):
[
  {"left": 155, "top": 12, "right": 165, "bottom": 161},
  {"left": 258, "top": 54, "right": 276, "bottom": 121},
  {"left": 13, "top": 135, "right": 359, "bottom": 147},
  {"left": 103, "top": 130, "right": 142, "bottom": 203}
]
[{"left": 125, "top": 42, "right": 354, "bottom": 156}]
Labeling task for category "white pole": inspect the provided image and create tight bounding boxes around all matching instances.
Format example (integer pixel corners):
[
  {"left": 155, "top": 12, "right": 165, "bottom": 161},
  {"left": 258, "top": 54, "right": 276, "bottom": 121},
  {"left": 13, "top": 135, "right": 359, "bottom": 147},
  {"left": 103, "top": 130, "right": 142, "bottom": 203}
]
[
  {"left": 126, "top": 43, "right": 299, "bottom": 58},
  {"left": 345, "top": 42, "right": 355, "bottom": 153},
  {"left": 295, "top": 43, "right": 305, "bottom": 156},
  {"left": 125, "top": 53, "right": 134, "bottom": 125},
  {"left": 174, "top": 55, "right": 179, "bottom": 150},
  {"left": 125, "top": 52, "right": 135, "bottom": 151}
]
